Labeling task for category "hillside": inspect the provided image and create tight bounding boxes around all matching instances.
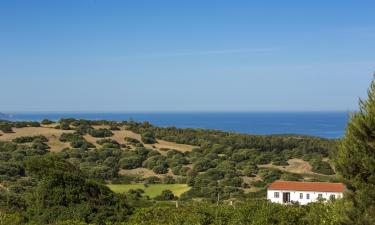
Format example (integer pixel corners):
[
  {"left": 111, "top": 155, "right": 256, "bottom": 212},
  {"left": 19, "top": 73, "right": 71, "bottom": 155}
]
[{"left": 0, "top": 119, "right": 337, "bottom": 201}]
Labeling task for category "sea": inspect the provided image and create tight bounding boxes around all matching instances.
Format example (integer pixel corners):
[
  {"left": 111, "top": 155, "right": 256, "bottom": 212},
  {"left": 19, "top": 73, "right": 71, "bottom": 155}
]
[{"left": 1, "top": 112, "right": 350, "bottom": 139}]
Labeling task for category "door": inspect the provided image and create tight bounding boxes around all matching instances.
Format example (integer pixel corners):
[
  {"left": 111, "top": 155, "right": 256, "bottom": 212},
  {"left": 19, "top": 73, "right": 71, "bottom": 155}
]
[{"left": 283, "top": 192, "right": 290, "bottom": 203}]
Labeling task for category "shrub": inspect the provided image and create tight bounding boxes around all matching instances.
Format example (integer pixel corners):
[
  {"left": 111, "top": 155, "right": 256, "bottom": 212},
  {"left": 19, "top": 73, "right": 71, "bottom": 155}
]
[
  {"left": 124, "top": 137, "right": 141, "bottom": 144},
  {"left": 141, "top": 132, "right": 157, "bottom": 144},
  {"left": 88, "top": 128, "right": 113, "bottom": 138},
  {"left": 41, "top": 119, "right": 54, "bottom": 125},
  {"left": 310, "top": 160, "right": 334, "bottom": 175},
  {"left": 145, "top": 176, "right": 161, "bottom": 184},
  {"left": 163, "top": 176, "right": 176, "bottom": 184},
  {"left": 119, "top": 156, "right": 143, "bottom": 169},
  {"left": 0, "top": 123, "right": 13, "bottom": 133},
  {"left": 154, "top": 189, "right": 176, "bottom": 201},
  {"left": 13, "top": 135, "right": 48, "bottom": 143}
]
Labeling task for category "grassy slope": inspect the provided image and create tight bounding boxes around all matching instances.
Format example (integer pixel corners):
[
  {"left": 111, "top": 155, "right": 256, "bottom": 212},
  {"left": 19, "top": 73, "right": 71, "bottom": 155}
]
[{"left": 107, "top": 184, "right": 191, "bottom": 198}]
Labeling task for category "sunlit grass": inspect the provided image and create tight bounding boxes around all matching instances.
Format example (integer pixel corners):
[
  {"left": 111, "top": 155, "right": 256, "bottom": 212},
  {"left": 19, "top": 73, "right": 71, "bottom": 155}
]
[{"left": 107, "top": 184, "right": 190, "bottom": 198}]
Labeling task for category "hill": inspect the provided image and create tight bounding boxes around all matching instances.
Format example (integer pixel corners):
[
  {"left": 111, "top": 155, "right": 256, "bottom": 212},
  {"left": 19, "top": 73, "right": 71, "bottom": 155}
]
[
  {"left": 0, "top": 118, "right": 341, "bottom": 224},
  {"left": 0, "top": 119, "right": 337, "bottom": 200}
]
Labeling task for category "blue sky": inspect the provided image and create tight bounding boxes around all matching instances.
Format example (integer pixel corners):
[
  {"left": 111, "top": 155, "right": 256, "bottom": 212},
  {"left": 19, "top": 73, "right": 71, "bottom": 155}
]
[{"left": 0, "top": 0, "right": 374, "bottom": 112}]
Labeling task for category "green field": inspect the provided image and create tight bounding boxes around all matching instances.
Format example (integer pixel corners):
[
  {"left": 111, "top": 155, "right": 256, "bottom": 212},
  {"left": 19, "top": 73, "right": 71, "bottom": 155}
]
[{"left": 107, "top": 184, "right": 191, "bottom": 198}]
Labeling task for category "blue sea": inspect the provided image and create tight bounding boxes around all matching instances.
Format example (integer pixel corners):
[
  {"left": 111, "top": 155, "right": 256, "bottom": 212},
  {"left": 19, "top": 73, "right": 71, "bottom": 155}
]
[{"left": 2, "top": 112, "right": 350, "bottom": 139}]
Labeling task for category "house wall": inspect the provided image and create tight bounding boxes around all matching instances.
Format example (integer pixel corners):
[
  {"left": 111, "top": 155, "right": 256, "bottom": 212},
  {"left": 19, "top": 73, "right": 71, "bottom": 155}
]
[{"left": 267, "top": 189, "right": 343, "bottom": 205}]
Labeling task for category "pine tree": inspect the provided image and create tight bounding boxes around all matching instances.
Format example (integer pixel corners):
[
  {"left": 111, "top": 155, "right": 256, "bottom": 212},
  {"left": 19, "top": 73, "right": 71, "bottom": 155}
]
[{"left": 335, "top": 75, "right": 375, "bottom": 225}]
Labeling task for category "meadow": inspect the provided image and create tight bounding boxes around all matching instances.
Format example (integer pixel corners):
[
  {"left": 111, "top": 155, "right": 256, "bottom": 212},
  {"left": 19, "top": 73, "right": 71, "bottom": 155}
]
[{"left": 107, "top": 183, "right": 191, "bottom": 198}]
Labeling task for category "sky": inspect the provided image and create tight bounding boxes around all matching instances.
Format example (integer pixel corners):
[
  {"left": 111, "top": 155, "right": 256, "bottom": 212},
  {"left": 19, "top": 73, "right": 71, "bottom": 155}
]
[{"left": 0, "top": 0, "right": 374, "bottom": 112}]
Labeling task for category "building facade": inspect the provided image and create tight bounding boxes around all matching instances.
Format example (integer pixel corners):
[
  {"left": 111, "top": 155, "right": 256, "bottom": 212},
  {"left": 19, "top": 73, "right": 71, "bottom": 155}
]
[{"left": 267, "top": 181, "right": 345, "bottom": 205}]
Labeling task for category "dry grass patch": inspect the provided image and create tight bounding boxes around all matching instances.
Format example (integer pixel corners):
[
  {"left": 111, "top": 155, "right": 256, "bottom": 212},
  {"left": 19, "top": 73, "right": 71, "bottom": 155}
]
[
  {"left": 0, "top": 127, "right": 73, "bottom": 152},
  {"left": 259, "top": 158, "right": 314, "bottom": 174},
  {"left": 120, "top": 168, "right": 176, "bottom": 178}
]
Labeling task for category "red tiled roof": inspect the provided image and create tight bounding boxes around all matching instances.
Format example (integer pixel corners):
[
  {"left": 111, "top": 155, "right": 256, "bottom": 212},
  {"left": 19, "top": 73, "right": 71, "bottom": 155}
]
[{"left": 268, "top": 181, "right": 345, "bottom": 192}]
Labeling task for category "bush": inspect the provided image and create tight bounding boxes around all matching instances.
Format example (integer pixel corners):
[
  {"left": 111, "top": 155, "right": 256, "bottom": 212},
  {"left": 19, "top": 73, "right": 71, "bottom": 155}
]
[
  {"left": 154, "top": 189, "right": 176, "bottom": 201},
  {"left": 145, "top": 176, "right": 161, "bottom": 184},
  {"left": 41, "top": 119, "right": 54, "bottom": 125},
  {"left": 60, "top": 122, "right": 71, "bottom": 130},
  {"left": 163, "top": 176, "right": 176, "bottom": 184},
  {"left": 310, "top": 160, "right": 334, "bottom": 175},
  {"left": 119, "top": 156, "right": 143, "bottom": 169},
  {"left": 141, "top": 132, "right": 157, "bottom": 144},
  {"left": 12, "top": 135, "right": 48, "bottom": 143},
  {"left": 88, "top": 128, "right": 113, "bottom": 138},
  {"left": 0, "top": 123, "right": 13, "bottom": 133},
  {"left": 124, "top": 137, "right": 141, "bottom": 144}
]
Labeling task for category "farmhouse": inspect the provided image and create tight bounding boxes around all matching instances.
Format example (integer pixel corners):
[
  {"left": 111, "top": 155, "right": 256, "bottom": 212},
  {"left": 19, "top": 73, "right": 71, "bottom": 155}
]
[{"left": 267, "top": 180, "right": 345, "bottom": 205}]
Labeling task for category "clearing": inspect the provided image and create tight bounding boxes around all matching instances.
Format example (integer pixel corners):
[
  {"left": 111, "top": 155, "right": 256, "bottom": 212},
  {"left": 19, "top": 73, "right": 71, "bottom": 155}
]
[
  {"left": 0, "top": 125, "right": 195, "bottom": 153},
  {"left": 0, "top": 127, "right": 73, "bottom": 152},
  {"left": 107, "top": 183, "right": 190, "bottom": 198}
]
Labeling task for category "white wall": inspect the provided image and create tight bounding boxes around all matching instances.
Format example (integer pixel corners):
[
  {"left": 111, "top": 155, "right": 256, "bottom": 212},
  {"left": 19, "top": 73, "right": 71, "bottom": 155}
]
[{"left": 267, "top": 190, "right": 343, "bottom": 205}]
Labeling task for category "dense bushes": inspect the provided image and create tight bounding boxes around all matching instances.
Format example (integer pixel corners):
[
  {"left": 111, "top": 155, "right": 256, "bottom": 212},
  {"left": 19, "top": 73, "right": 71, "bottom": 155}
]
[
  {"left": 0, "top": 121, "right": 13, "bottom": 133},
  {"left": 310, "top": 160, "right": 334, "bottom": 175},
  {"left": 59, "top": 133, "right": 94, "bottom": 149},
  {"left": 12, "top": 135, "right": 48, "bottom": 143},
  {"left": 141, "top": 132, "right": 157, "bottom": 144},
  {"left": 123, "top": 200, "right": 347, "bottom": 225},
  {"left": 88, "top": 128, "right": 113, "bottom": 138},
  {"left": 41, "top": 119, "right": 54, "bottom": 125}
]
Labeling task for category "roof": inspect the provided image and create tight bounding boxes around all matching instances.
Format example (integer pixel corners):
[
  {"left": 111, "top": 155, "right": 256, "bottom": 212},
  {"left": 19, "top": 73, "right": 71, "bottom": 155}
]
[{"left": 268, "top": 181, "right": 346, "bottom": 192}]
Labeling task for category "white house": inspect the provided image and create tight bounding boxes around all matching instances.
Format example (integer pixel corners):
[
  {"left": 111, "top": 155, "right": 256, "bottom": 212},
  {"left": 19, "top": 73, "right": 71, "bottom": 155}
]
[{"left": 267, "top": 180, "right": 345, "bottom": 205}]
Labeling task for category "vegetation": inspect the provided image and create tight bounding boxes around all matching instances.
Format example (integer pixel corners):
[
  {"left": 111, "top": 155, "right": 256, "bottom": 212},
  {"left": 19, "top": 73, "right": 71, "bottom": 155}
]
[
  {"left": 335, "top": 77, "right": 375, "bottom": 225},
  {"left": 108, "top": 184, "right": 190, "bottom": 198},
  {"left": 1, "top": 77, "right": 375, "bottom": 224}
]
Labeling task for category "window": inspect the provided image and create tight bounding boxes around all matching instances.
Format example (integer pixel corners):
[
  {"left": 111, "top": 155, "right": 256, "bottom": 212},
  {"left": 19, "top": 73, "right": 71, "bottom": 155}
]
[
  {"left": 300, "top": 193, "right": 303, "bottom": 199},
  {"left": 330, "top": 194, "right": 336, "bottom": 201},
  {"left": 274, "top": 192, "right": 279, "bottom": 198},
  {"left": 318, "top": 194, "right": 323, "bottom": 199},
  {"left": 306, "top": 193, "right": 310, "bottom": 199}
]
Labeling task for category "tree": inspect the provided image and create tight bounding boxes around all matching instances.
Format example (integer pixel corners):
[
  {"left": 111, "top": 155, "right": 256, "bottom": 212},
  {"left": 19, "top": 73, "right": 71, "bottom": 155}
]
[
  {"left": 154, "top": 189, "right": 176, "bottom": 201},
  {"left": 141, "top": 132, "right": 157, "bottom": 144},
  {"left": 41, "top": 119, "right": 53, "bottom": 125},
  {"left": 335, "top": 76, "right": 375, "bottom": 225}
]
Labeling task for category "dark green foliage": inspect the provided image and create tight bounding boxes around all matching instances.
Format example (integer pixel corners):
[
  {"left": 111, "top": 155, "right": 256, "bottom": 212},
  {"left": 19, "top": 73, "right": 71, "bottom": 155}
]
[
  {"left": 88, "top": 128, "right": 113, "bottom": 138},
  {"left": 143, "top": 155, "right": 169, "bottom": 174},
  {"left": 144, "top": 176, "right": 161, "bottom": 184},
  {"left": 280, "top": 173, "right": 303, "bottom": 181},
  {"left": 41, "top": 119, "right": 54, "bottom": 125},
  {"left": 251, "top": 180, "right": 266, "bottom": 188},
  {"left": 141, "top": 132, "right": 157, "bottom": 144},
  {"left": 0, "top": 122, "right": 13, "bottom": 133},
  {"left": 119, "top": 156, "right": 143, "bottom": 169},
  {"left": 96, "top": 138, "right": 121, "bottom": 148},
  {"left": 12, "top": 135, "right": 48, "bottom": 144},
  {"left": 154, "top": 189, "right": 176, "bottom": 201},
  {"left": 59, "top": 122, "right": 71, "bottom": 130},
  {"left": 243, "top": 164, "right": 258, "bottom": 177},
  {"left": 335, "top": 77, "right": 375, "bottom": 225},
  {"left": 163, "top": 176, "right": 176, "bottom": 184},
  {"left": 258, "top": 168, "right": 282, "bottom": 183},
  {"left": 124, "top": 137, "right": 141, "bottom": 144},
  {"left": 310, "top": 159, "right": 334, "bottom": 175},
  {"left": 59, "top": 133, "right": 94, "bottom": 150}
]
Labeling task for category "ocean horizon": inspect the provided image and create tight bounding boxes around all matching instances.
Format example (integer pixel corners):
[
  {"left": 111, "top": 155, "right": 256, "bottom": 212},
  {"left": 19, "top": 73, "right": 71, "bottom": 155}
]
[{"left": 1, "top": 111, "right": 350, "bottom": 139}]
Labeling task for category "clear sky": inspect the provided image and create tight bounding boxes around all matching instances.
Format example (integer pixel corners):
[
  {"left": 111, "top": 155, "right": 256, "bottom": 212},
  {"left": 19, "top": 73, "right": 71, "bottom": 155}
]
[{"left": 1, "top": 0, "right": 374, "bottom": 112}]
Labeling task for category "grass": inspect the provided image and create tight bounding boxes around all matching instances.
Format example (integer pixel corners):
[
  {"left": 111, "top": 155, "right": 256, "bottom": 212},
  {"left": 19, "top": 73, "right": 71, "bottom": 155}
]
[{"left": 107, "top": 184, "right": 191, "bottom": 198}]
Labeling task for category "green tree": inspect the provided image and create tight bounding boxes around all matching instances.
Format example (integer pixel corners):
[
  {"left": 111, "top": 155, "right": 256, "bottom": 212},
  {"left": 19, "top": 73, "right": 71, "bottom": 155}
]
[
  {"left": 154, "top": 189, "right": 176, "bottom": 201},
  {"left": 336, "top": 76, "right": 375, "bottom": 225}
]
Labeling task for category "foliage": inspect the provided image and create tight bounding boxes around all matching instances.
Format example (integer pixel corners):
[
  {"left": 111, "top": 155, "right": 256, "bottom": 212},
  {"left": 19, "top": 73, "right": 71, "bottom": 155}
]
[
  {"left": 141, "top": 132, "right": 157, "bottom": 144},
  {"left": 88, "top": 128, "right": 113, "bottom": 138},
  {"left": 12, "top": 135, "right": 48, "bottom": 144},
  {"left": 335, "top": 77, "right": 375, "bottom": 225},
  {"left": 41, "top": 119, "right": 54, "bottom": 125}
]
